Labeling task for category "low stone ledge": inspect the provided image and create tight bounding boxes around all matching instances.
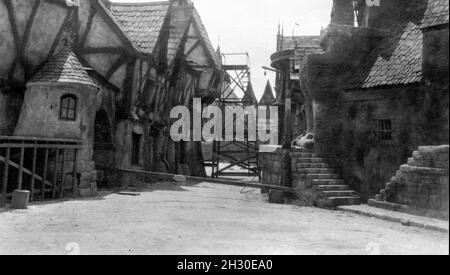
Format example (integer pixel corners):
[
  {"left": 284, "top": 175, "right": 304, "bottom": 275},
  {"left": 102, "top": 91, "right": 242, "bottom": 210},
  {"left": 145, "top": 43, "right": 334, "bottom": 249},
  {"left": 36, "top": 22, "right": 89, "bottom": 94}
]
[
  {"left": 400, "top": 165, "right": 448, "bottom": 175},
  {"left": 259, "top": 145, "right": 282, "bottom": 153},
  {"left": 418, "top": 145, "right": 449, "bottom": 156},
  {"left": 369, "top": 199, "right": 449, "bottom": 221},
  {"left": 340, "top": 203, "right": 449, "bottom": 233}
]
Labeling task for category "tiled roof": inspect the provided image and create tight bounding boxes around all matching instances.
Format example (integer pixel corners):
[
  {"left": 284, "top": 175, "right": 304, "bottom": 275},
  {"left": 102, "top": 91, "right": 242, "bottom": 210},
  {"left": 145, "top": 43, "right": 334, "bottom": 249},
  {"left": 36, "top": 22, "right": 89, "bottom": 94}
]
[
  {"left": 167, "top": 4, "right": 193, "bottom": 67},
  {"left": 422, "top": 0, "right": 449, "bottom": 28},
  {"left": 108, "top": 2, "right": 170, "bottom": 55},
  {"left": 349, "top": 22, "right": 423, "bottom": 89},
  {"left": 166, "top": 5, "right": 220, "bottom": 69},
  {"left": 28, "top": 48, "right": 97, "bottom": 88},
  {"left": 348, "top": 0, "right": 448, "bottom": 89},
  {"left": 259, "top": 81, "right": 276, "bottom": 105},
  {"left": 108, "top": 2, "right": 220, "bottom": 69}
]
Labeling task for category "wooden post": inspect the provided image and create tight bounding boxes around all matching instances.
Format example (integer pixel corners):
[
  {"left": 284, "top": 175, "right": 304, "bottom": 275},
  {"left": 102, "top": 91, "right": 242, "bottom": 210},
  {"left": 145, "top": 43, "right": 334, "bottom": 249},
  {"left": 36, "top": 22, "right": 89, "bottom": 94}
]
[
  {"left": 1, "top": 148, "right": 11, "bottom": 207},
  {"left": 17, "top": 147, "right": 25, "bottom": 190},
  {"left": 30, "top": 144, "right": 38, "bottom": 202},
  {"left": 52, "top": 148, "right": 59, "bottom": 199},
  {"left": 59, "top": 149, "right": 65, "bottom": 199},
  {"left": 72, "top": 149, "right": 78, "bottom": 197},
  {"left": 41, "top": 148, "right": 49, "bottom": 201},
  {"left": 284, "top": 88, "right": 292, "bottom": 147}
]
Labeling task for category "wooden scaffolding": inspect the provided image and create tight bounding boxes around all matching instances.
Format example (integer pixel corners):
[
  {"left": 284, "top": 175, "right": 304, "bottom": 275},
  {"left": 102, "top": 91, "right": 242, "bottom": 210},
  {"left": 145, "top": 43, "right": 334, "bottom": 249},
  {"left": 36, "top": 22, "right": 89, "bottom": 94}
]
[{"left": 211, "top": 53, "right": 261, "bottom": 180}]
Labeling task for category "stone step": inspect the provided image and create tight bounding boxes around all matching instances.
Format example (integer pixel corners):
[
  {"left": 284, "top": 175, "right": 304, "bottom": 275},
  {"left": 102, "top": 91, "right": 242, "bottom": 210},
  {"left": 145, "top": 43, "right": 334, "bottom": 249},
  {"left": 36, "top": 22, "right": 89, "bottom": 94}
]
[
  {"left": 319, "top": 190, "right": 357, "bottom": 198},
  {"left": 297, "top": 168, "right": 334, "bottom": 174},
  {"left": 318, "top": 196, "right": 361, "bottom": 208},
  {"left": 295, "top": 158, "right": 325, "bottom": 164},
  {"left": 291, "top": 147, "right": 314, "bottom": 153},
  {"left": 297, "top": 163, "right": 328, "bottom": 169},
  {"left": 307, "top": 174, "right": 340, "bottom": 180},
  {"left": 291, "top": 153, "right": 320, "bottom": 158},
  {"left": 311, "top": 179, "right": 345, "bottom": 185},
  {"left": 314, "top": 185, "right": 350, "bottom": 191}
]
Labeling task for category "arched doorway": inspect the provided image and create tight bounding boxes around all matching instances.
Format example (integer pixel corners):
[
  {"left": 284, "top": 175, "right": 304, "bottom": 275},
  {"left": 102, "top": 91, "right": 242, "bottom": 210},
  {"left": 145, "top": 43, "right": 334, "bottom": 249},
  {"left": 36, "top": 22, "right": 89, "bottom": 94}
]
[{"left": 93, "top": 110, "right": 114, "bottom": 187}]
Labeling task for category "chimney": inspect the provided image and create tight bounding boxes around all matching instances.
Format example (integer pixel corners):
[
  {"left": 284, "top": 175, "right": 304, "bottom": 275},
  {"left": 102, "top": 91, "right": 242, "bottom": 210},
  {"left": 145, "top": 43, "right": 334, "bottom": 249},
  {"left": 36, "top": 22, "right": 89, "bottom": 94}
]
[{"left": 331, "top": 0, "right": 356, "bottom": 25}]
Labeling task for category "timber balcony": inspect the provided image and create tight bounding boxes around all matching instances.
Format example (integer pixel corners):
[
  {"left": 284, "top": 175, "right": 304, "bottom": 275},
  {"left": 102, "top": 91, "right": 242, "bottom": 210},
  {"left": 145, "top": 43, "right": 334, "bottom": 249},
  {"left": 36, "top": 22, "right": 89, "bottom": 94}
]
[{"left": 0, "top": 136, "right": 83, "bottom": 207}]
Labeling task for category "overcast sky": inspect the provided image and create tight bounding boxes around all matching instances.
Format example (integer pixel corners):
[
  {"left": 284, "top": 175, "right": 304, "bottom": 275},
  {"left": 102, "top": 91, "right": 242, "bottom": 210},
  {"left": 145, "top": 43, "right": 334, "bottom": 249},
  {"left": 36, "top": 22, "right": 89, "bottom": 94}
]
[{"left": 111, "top": 0, "right": 333, "bottom": 99}]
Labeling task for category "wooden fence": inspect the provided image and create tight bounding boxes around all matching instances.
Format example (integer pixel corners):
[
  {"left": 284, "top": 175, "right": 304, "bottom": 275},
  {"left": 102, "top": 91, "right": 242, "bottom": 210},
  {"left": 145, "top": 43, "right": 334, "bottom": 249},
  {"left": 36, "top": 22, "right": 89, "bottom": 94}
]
[{"left": 0, "top": 136, "right": 83, "bottom": 207}]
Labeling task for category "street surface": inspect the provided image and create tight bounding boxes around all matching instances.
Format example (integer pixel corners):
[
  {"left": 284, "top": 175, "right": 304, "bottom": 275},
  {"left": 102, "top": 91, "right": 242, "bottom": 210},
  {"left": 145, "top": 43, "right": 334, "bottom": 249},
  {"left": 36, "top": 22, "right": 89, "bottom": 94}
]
[{"left": 0, "top": 182, "right": 448, "bottom": 255}]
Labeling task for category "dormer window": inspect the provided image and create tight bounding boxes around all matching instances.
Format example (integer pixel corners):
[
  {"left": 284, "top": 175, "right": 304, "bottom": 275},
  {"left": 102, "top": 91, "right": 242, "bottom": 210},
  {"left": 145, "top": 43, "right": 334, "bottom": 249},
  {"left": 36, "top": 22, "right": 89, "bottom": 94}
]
[{"left": 60, "top": 94, "right": 78, "bottom": 121}]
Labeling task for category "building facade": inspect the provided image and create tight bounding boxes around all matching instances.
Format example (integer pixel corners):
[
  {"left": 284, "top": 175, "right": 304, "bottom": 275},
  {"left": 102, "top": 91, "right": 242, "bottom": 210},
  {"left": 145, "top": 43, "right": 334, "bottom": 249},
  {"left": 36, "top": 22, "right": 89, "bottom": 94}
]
[
  {"left": 270, "top": 30, "right": 323, "bottom": 142},
  {"left": 0, "top": 0, "right": 221, "bottom": 197},
  {"left": 297, "top": 0, "right": 449, "bottom": 213}
]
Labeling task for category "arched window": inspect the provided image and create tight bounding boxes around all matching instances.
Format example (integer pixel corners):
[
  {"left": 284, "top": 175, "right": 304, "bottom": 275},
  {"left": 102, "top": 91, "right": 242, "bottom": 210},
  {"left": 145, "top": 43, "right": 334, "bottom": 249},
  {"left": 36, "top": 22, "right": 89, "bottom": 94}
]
[{"left": 60, "top": 94, "right": 78, "bottom": 121}]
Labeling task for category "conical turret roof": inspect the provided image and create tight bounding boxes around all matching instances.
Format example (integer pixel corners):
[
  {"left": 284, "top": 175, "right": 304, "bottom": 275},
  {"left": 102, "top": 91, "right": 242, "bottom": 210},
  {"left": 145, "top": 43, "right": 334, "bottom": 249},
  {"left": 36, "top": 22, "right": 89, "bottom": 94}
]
[
  {"left": 242, "top": 82, "right": 258, "bottom": 105},
  {"left": 28, "top": 48, "right": 97, "bottom": 89},
  {"left": 259, "top": 80, "right": 275, "bottom": 105}
]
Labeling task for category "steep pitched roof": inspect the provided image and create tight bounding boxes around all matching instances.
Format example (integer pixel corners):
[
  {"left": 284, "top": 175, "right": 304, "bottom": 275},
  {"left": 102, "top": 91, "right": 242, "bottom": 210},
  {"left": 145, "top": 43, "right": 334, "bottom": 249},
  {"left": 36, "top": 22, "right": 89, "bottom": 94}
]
[
  {"left": 242, "top": 82, "right": 258, "bottom": 105},
  {"left": 167, "top": 5, "right": 221, "bottom": 69},
  {"left": 259, "top": 81, "right": 275, "bottom": 105},
  {"left": 28, "top": 48, "right": 97, "bottom": 88},
  {"left": 93, "top": 0, "right": 142, "bottom": 55},
  {"left": 191, "top": 8, "right": 222, "bottom": 69},
  {"left": 216, "top": 46, "right": 223, "bottom": 67},
  {"left": 108, "top": 2, "right": 170, "bottom": 55},
  {"left": 107, "top": 1, "right": 220, "bottom": 69},
  {"left": 348, "top": 0, "right": 448, "bottom": 89},
  {"left": 422, "top": 0, "right": 449, "bottom": 28},
  {"left": 349, "top": 22, "right": 423, "bottom": 89},
  {"left": 167, "top": 4, "right": 193, "bottom": 67}
]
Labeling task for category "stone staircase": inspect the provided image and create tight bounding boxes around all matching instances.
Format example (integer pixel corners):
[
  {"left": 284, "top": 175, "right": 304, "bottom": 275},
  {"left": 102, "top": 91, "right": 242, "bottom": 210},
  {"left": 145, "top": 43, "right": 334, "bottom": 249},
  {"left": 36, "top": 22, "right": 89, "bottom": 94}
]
[
  {"left": 370, "top": 146, "right": 449, "bottom": 219},
  {"left": 291, "top": 148, "right": 361, "bottom": 208}
]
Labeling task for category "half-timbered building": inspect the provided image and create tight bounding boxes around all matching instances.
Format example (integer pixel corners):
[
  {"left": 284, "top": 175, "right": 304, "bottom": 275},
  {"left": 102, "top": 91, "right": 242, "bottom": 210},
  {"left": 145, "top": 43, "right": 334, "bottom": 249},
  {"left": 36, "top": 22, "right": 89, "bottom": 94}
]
[{"left": 0, "top": 0, "right": 221, "bottom": 200}]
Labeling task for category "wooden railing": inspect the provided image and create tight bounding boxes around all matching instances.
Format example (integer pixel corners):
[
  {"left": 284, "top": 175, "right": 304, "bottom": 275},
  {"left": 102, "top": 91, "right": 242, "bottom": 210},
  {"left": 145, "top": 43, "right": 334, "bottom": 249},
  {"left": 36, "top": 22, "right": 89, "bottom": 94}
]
[{"left": 0, "top": 136, "right": 83, "bottom": 207}]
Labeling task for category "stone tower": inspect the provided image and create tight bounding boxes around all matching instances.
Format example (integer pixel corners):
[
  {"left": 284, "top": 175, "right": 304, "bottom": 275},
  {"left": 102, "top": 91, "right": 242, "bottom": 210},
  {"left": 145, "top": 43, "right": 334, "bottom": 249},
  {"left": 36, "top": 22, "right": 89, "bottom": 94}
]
[
  {"left": 14, "top": 48, "right": 99, "bottom": 196},
  {"left": 331, "top": 0, "right": 356, "bottom": 25}
]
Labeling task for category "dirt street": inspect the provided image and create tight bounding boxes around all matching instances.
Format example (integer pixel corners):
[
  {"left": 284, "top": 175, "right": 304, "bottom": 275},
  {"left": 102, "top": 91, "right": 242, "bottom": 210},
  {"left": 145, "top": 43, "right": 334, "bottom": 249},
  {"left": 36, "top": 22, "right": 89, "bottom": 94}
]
[{"left": 0, "top": 182, "right": 448, "bottom": 255}]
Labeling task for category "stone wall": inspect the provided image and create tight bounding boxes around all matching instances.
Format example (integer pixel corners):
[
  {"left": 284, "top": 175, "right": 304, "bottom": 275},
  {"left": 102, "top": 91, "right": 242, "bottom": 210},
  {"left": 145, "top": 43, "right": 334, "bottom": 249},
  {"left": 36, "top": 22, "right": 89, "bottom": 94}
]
[
  {"left": 307, "top": 84, "right": 449, "bottom": 200},
  {"left": 372, "top": 145, "right": 449, "bottom": 219},
  {"left": 14, "top": 83, "right": 99, "bottom": 195},
  {"left": 341, "top": 86, "right": 448, "bottom": 198}
]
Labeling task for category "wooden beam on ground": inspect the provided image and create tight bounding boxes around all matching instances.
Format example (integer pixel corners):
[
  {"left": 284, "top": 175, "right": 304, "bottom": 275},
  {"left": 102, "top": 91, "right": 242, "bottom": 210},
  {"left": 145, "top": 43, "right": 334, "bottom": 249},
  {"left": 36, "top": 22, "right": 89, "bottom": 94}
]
[{"left": 99, "top": 167, "right": 296, "bottom": 194}]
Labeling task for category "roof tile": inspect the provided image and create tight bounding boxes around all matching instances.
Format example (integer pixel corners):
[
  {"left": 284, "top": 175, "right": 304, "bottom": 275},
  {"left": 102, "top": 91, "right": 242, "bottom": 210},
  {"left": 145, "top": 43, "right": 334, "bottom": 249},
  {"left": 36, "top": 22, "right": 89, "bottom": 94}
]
[
  {"left": 29, "top": 48, "right": 97, "bottom": 88},
  {"left": 109, "top": 2, "right": 170, "bottom": 55}
]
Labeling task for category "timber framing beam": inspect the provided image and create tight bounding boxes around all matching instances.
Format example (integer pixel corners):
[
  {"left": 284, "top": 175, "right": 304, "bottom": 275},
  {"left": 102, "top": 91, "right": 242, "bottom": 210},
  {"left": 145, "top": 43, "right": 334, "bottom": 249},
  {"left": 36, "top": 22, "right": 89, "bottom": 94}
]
[
  {"left": 80, "top": 47, "right": 127, "bottom": 55},
  {"left": 105, "top": 54, "right": 129, "bottom": 80},
  {"left": 185, "top": 39, "right": 201, "bottom": 57},
  {"left": 78, "top": 2, "right": 97, "bottom": 50},
  {"left": 14, "top": 0, "right": 41, "bottom": 80},
  {"left": 48, "top": 8, "right": 74, "bottom": 60}
]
